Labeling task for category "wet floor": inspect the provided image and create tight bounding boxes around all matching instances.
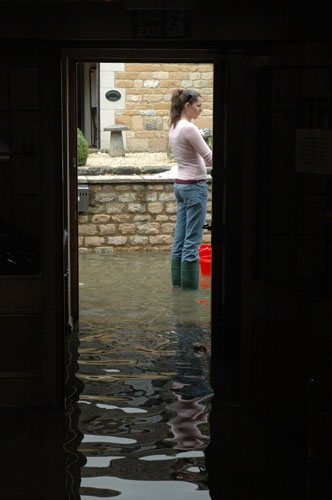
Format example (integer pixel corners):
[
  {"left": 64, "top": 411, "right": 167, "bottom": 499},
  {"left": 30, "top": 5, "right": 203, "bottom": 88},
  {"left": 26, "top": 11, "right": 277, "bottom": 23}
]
[
  {"left": 0, "top": 251, "right": 314, "bottom": 500},
  {"left": 77, "top": 251, "right": 213, "bottom": 499}
]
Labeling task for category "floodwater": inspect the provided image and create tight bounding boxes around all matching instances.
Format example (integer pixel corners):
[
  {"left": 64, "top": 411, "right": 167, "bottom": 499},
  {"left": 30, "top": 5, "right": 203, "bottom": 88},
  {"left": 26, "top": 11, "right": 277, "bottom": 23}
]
[{"left": 78, "top": 251, "right": 213, "bottom": 499}]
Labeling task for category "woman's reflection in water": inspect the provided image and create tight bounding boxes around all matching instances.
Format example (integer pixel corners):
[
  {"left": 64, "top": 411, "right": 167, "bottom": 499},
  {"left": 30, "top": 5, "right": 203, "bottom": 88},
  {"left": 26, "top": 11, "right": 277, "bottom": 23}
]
[
  {"left": 164, "top": 289, "right": 213, "bottom": 487},
  {"left": 166, "top": 387, "right": 210, "bottom": 450}
]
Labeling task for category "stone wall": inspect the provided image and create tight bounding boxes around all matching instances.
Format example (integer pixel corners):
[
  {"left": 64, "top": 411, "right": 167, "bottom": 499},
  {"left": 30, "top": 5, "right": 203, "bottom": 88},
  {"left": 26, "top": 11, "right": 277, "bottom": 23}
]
[
  {"left": 99, "top": 62, "right": 213, "bottom": 152},
  {"left": 78, "top": 177, "right": 212, "bottom": 253}
]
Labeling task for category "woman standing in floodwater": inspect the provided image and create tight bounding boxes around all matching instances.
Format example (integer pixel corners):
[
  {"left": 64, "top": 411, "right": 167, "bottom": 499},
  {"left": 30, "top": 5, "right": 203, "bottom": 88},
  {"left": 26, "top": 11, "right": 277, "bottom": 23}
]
[{"left": 169, "top": 89, "right": 212, "bottom": 290}]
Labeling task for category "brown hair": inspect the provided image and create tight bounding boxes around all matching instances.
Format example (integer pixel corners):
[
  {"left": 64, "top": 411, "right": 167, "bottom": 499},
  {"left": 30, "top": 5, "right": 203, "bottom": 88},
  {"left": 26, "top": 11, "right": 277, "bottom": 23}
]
[{"left": 169, "top": 89, "right": 201, "bottom": 127}]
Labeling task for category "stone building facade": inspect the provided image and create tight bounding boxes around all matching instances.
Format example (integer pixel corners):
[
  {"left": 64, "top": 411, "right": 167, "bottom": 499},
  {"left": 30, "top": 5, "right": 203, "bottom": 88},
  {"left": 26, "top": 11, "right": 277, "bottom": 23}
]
[
  {"left": 99, "top": 62, "right": 213, "bottom": 152},
  {"left": 78, "top": 177, "right": 212, "bottom": 252}
]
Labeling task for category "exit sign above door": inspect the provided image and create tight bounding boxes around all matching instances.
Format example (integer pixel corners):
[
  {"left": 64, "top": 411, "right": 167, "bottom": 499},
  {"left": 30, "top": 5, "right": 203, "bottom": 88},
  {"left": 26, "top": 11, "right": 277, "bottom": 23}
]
[{"left": 131, "top": 10, "right": 191, "bottom": 39}]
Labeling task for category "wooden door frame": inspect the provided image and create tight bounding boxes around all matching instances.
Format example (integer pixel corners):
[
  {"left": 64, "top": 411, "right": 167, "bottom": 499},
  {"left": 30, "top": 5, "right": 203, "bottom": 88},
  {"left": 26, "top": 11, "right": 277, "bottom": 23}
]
[{"left": 61, "top": 45, "right": 226, "bottom": 384}]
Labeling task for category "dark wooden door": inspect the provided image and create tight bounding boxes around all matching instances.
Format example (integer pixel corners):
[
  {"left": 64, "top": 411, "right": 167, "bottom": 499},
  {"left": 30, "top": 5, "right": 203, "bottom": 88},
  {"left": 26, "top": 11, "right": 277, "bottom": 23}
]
[
  {"left": 241, "top": 53, "right": 332, "bottom": 414},
  {"left": 0, "top": 48, "right": 64, "bottom": 406}
]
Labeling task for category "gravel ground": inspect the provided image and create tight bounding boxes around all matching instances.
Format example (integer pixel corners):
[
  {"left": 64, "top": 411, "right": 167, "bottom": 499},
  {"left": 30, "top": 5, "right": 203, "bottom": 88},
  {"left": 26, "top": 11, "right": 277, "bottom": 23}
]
[{"left": 86, "top": 151, "right": 177, "bottom": 168}]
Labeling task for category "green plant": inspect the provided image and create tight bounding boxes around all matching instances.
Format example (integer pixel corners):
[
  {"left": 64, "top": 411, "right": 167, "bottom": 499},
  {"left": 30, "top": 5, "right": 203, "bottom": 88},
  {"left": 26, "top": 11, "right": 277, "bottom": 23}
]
[{"left": 77, "top": 128, "right": 89, "bottom": 166}]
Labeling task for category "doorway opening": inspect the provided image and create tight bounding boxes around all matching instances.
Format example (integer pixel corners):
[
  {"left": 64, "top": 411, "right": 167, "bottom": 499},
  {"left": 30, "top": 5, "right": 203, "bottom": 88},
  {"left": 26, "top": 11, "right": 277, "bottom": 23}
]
[{"left": 67, "top": 54, "right": 217, "bottom": 498}]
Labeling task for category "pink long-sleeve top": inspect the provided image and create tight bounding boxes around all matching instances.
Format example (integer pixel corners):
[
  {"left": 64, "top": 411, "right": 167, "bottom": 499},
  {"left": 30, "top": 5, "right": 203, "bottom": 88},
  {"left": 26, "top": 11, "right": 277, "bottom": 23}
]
[{"left": 169, "top": 119, "right": 212, "bottom": 181}]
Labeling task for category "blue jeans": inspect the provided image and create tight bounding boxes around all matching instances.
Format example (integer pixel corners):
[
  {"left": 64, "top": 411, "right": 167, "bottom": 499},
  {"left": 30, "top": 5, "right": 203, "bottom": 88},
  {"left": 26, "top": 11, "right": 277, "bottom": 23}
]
[{"left": 171, "top": 182, "right": 208, "bottom": 262}]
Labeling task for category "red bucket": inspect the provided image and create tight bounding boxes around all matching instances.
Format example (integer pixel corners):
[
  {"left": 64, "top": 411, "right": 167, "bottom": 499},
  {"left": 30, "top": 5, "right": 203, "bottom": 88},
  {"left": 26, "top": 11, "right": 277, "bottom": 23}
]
[
  {"left": 199, "top": 244, "right": 211, "bottom": 256},
  {"left": 199, "top": 257, "right": 211, "bottom": 275},
  {"left": 199, "top": 244, "right": 211, "bottom": 275}
]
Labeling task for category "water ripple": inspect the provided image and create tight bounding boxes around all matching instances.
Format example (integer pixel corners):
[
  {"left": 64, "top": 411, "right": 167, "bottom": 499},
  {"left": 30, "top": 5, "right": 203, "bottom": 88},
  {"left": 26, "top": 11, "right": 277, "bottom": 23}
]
[{"left": 78, "top": 252, "right": 212, "bottom": 497}]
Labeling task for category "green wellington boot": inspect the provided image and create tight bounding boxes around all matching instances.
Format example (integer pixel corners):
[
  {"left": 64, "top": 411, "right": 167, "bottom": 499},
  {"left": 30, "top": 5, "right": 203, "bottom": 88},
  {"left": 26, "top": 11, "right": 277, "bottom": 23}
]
[
  {"left": 181, "top": 260, "right": 199, "bottom": 290},
  {"left": 171, "top": 259, "right": 182, "bottom": 287}
]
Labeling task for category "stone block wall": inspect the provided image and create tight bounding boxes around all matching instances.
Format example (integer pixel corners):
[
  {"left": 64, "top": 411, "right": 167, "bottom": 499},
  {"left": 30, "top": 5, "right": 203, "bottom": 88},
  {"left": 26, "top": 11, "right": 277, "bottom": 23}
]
[
  {"left": 78, "top": 177, "right": 212, "bottom": 253},
  {"left": 99, "top": 63, "right": 213, "bottom": 152}
]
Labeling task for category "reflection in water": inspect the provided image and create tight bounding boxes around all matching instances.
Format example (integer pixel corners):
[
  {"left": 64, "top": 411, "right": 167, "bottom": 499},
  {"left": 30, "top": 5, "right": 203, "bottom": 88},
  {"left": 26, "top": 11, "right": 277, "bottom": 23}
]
[{"left": 78, "top": 252, "right": 212, "bottom": 498}]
